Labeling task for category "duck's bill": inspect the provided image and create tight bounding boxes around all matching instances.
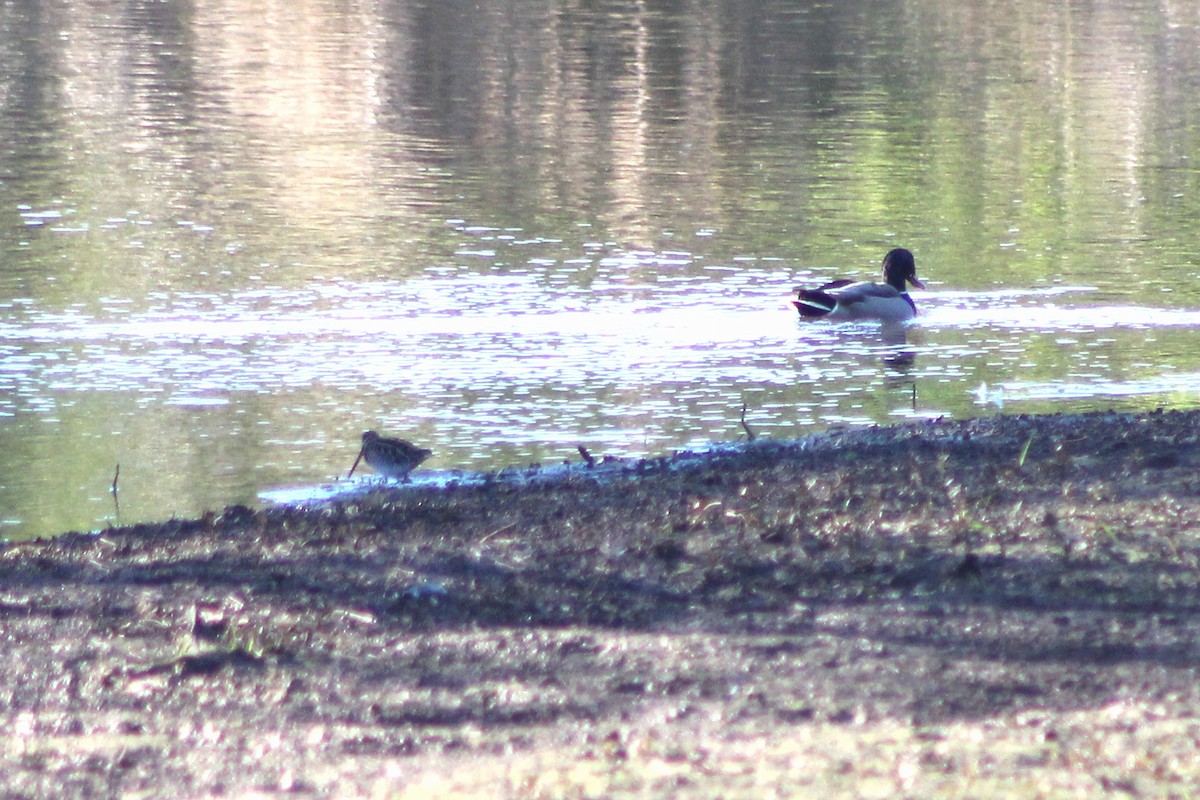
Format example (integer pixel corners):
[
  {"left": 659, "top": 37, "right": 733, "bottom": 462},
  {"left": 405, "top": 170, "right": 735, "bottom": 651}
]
[{"left": 908, "top": 276, "right": 926, "bottom": 289}]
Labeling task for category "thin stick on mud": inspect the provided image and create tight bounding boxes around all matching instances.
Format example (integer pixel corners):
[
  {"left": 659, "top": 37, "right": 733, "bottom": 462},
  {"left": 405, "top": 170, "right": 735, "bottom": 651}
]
[
  {"left": 111, "top": 464, "right": 121, "bottom": 525},
  {"left": 478, "top": 521, "right": 518, "bottom": 547},
  {"left": 1017, "top": 434, "right": 1035, "bottom": 468},
  {"left": 740, "top": 403, "right": 756, "bottom": 441}
]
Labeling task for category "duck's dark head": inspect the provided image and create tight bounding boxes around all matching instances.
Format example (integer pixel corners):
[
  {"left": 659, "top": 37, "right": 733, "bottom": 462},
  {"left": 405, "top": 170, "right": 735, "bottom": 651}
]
[{"left": 882, "top": 248, "right": 923, "bottom": 291}]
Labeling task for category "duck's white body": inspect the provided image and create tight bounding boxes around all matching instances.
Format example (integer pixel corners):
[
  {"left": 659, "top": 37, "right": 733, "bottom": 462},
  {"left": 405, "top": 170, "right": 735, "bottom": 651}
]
[
  {"left": 793, "top": 279, "right": 918, "bottom": 322},
  {"left": 794, "top": 248, "right": 924, "bottom": 323}
]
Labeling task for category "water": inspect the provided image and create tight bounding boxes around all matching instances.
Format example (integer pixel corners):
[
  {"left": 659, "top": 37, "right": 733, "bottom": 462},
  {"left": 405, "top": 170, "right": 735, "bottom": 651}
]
[{"left": 4, "top": 0, "right": 1200, "bottom": 539}]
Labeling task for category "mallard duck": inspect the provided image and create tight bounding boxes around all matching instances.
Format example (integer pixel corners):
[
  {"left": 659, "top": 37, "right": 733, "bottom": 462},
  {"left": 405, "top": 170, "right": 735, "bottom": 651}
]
[
  {"left": 793, "top": 247, "right": 924, "bottom": 322},
  {"left": 348, "top": 431, "right": 432, "bottom": 481}
]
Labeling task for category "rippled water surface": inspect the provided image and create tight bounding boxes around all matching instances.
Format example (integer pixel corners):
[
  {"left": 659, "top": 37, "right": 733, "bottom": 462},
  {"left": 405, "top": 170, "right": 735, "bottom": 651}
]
[{"left": 4, "top": 0, "right": 1200, "bottom": 538}]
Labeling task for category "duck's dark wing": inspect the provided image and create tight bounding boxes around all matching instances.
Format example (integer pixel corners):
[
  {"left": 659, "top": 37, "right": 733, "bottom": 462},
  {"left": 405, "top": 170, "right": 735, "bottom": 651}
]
[
  {"left": 793, "top": 288, "right": 838, "bottom": 317},
  {"left": 794, "top": 279, "right": 877, "bottom": 318}
]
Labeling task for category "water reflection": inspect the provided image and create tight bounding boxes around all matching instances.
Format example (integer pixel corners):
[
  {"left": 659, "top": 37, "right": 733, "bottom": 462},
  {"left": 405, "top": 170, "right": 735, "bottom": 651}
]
[{"left": 5, "top": 1, "right": 1200, "bottom": 538}]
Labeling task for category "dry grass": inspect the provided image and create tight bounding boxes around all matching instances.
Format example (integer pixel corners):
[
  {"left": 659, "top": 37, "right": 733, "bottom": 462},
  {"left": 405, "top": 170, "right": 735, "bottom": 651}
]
[{"left": 388, "top": 702, "right": 1200, "bottom": 799}]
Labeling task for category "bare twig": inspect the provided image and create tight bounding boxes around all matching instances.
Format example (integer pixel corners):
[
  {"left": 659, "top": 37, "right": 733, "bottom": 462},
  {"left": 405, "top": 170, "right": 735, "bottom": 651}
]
[
  {"left": 479, "top": 521, "right": 518, "bottom": 547},
  {"left": 740, "top": 403, "right": 756, "bottom": 441},
  {"left": 577, "top": 445, "right": 595, "bottom": 468},
  {"left": 110, "top": 464, "right": 121, "bottom": 525}
]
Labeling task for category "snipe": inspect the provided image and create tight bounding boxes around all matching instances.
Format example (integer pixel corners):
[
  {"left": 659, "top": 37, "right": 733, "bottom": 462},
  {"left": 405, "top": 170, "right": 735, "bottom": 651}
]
[{"left": 348, "top": 431, "right": 432, "bottom": 482}]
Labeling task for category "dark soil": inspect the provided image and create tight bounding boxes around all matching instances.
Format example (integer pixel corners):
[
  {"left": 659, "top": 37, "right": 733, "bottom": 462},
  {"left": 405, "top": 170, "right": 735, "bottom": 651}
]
[{"left": 4, "top": 409, "right": 1200, "bottom": 797}]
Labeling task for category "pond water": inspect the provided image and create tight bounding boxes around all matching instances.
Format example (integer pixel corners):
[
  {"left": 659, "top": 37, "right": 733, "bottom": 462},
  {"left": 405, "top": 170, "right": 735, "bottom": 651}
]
[{"left": 4, "top": 0, "right": 1200, "bottom": 539}]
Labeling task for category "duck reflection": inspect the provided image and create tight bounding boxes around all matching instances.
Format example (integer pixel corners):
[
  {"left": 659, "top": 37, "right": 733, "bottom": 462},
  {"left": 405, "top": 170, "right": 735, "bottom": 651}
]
[
  {"left": 793, "top": 319, "right": 923, "bottom": 417},
  {"left": 879, "top": 321, "right": 917, "bottom": 371},
  {"left": 878, "top": 323, "right": 918, "bottom": 413}
]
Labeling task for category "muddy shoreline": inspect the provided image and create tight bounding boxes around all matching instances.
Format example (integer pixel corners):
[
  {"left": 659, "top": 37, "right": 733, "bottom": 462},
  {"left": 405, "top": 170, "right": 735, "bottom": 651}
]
[{"left": 3, "top": 409, "right": 1200, "bottom": 797}]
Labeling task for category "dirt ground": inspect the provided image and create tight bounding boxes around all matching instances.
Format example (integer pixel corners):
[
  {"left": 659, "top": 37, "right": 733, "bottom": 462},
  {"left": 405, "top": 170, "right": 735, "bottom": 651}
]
[{"left": 3, "top": 409, "right": 1200, "bottom": 798}]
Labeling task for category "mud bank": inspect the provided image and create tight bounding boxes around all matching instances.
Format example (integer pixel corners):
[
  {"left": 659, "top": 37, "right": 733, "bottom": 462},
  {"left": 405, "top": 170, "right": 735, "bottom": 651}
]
[{"left": 3, "top": 409, "right": 1200, "bottom": 798}]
